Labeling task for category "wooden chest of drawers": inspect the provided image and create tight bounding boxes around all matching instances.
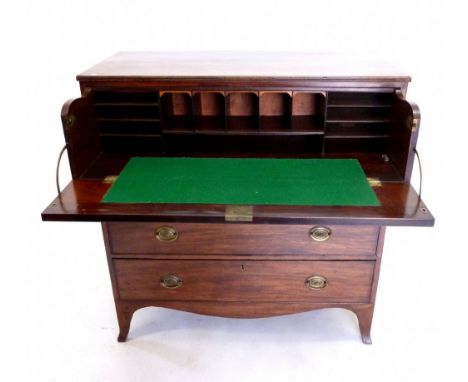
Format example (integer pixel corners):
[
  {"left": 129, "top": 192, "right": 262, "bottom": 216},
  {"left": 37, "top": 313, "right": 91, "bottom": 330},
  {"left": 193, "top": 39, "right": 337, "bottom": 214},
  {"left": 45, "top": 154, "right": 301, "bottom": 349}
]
[
  {"left": 102, "top": 222, "right": 385, "bottom": 343},
  {"left": 41, "top": 52, "right": 434, "bottom": 344}
]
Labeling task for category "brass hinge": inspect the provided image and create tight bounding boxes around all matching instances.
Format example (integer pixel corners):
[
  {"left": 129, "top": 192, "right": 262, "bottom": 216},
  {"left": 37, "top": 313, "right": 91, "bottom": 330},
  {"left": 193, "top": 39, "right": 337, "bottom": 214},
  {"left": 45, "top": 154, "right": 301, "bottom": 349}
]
[
  {"left": 367, "top": 177, "right": 382, "bottom": 187},
  {"left": 103, "top": 175, "right": 118, "bottom": 184},
  {"left": 412, "top": 118, "right": 419, "bottom": 132},
  {"left": 64, "top": 114, "right": 75, "bottom": 130},
  {"left": 225, "top": 205, "right": 253, "bottom": 222},
  {"left": 407, "top": 116, "right": 419, "bottom": 132}
]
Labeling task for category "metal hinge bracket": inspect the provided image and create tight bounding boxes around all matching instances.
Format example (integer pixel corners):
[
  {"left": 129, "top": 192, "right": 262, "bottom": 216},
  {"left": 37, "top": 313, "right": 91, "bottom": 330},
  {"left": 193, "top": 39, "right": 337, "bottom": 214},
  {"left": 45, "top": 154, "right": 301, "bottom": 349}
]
[
  {"left": 367, "top": 177, "right": 382, "bottom": 187},
  {"left": 225, "top": 205, "right": 253, "bottom": 222}
]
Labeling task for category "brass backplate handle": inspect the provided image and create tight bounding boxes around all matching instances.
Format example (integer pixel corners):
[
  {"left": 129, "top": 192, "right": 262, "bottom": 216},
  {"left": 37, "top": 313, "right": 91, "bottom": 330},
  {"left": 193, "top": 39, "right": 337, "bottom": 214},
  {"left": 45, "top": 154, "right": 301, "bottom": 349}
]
[
  {"left": 306, "top": 275, "right": 328, "bottom": 290},
  {"left": 155, "top": 226, "right": 178, "bottom": 242},
  {"left": 160, "top": 274, "right": 183, "bottom": 289},
  {"left": 309, "top": 226, "right": 332, "bottom": 242}
]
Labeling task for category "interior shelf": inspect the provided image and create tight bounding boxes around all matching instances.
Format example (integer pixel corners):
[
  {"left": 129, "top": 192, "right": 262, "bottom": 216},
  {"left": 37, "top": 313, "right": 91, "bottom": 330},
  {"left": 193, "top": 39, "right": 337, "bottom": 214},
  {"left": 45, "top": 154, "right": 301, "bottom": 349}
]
[
  {"left": 327, "top": 104, "right": 391, "bottom": 108},
  {"left": 326, "top": 106, "right": 391, "bottom": 121},
  {"left": 100, "top": 133, "right": 162, "bottom": 138},
  {"left": 226, "top": 92, "right": 258, "bottom": 131},
  {"left": 97, "top": 117, "right": 160, "bottom": 122},
  {"left": 160, "top": 92, "right": 192, "bottom": 117},
  {"left": 193, "top": 92, "right": 225, "bottom": 117},
  {"left": 327, "top": 91, "right": 393, "bottom": 106},
  {"left": 324, "top": 91, "right": 393, "bottom": 153},
  {"left": 227, "top": 92, "right": 258, "bottom": 116},
  {"left": 326, "top": 119, "right": 391, "bottom": 123},
  {"left": 93, "top": 90, "right": 159, "bottom": 104},
  {"left": 159, "top": 90, "right": 326, "bottom": 137},
  {"left": 90, "top": 89, "right": 399, "bottom": 155},
  {"left": 324, "top": 136, "right": 387, "bottom": 153},
  {"left": 260, "top": 92, "right": 292, "bottom": 116},
  {"left": 326, "top": 122, "right": 390, "bottom": 136},
  {"left": 94, "top": 102, "right": 160, "bottom": 106},
  {"left": 325, "top": 133, "right": 390, "bottom": 139},
  {"left": 92, "top": 90, "right": 161, "bottom": 144}
]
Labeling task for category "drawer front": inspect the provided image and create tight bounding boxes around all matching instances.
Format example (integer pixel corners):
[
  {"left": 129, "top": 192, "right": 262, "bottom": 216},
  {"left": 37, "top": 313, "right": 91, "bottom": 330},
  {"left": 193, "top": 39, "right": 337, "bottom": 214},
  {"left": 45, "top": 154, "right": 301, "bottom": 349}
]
[
  {"left": 114, "top": 259, "right": 374, "bottom": 303},
  {"left": 107, "top": 222, "right": 379, "bottom": 256}
]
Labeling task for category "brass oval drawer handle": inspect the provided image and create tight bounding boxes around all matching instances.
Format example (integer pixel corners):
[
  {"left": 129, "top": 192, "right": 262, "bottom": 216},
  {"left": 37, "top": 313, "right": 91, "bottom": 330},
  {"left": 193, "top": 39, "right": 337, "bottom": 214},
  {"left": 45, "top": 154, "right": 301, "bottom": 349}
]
[
  {"left": 155, "top": 226, "right": 178, "bottom": 242},
  {"left": 160, "top": 274, "right": 183, "bottom": 289},
  {"left": 309, "top": 226, "right": 332, "bottom": 242},
  {"left": 306, "top": 275, "right": 328, "bottom": 290}
]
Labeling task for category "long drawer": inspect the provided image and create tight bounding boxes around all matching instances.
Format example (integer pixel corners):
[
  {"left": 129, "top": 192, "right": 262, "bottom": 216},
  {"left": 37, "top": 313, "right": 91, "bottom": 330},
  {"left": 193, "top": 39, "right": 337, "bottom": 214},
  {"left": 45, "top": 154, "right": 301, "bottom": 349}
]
[
  {"left": 107, "top": 222, "right": 379, "bottom": 256},
  {"left": 114, "top": 259, "right": 375, "bottom": 303}
]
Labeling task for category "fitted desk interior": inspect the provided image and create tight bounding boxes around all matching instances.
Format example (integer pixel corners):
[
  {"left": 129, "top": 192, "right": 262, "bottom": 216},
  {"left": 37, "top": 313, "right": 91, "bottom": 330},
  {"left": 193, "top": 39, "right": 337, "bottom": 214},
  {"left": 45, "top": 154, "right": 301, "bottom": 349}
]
[{"left": 42, "top": 52, "right": 434, "bottom": 344}]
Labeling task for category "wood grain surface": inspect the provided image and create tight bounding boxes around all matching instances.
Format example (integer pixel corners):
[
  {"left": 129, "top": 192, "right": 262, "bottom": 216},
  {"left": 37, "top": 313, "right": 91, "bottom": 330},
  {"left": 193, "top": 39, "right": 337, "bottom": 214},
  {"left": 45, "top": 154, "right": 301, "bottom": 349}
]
[
  {"left": 77, "top": 52, "right": 410, "bottom": 81},
  {"left": 42, "top": 180, "right": 434, "bottom": 226},
  {"left": 107, "top": 222, "right": 379, "bottom": 256},
  {"left": 114, "top": 259, "right": 375, "bottom": 303}
]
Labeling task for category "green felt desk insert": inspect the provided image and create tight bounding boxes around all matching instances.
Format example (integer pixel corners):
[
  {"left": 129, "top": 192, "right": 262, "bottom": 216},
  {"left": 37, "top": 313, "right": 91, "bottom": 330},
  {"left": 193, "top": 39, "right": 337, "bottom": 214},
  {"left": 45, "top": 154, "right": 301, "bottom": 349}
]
[{"left": 102, "top": 157, "right": 380, "bottom": 206}]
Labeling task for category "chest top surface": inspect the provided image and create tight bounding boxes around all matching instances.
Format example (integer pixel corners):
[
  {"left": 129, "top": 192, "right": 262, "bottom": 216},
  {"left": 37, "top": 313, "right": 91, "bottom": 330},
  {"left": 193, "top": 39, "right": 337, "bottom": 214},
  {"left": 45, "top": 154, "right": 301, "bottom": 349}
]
[{"left": 77, "top": 52, "right": 410, "bottom": 82}]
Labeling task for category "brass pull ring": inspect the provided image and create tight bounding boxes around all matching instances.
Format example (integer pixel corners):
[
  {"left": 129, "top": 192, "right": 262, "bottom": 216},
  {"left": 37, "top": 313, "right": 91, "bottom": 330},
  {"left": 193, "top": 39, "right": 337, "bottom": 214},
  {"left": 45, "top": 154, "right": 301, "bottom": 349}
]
[
  {"left": 155, "top": 226, "right": 178, "bottom": 242},
  {"left": 309, "top": 226, "right": 332, "bottom": 242},
  {"left": 160, "top": 274, "right": 183, "bottom": 289},
  {"left": 306, "top": 275, "right": 328, "bottom": 290}
]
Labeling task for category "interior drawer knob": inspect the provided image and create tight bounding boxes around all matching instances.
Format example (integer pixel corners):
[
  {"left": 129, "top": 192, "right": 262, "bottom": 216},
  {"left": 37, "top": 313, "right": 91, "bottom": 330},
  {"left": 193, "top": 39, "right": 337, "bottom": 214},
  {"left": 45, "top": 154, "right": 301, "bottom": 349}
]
[
  {"left": 155, "top": 226, "right": 178, "bottom": 242},
  {"left": 309, "top": 226, "right": 332, "bottom": 242},
  {"left": 306, "top": 275, "right": 328, "bottom": 290},
  {"left": 160, "top": 274, "right": 183, "bottom": 289}
]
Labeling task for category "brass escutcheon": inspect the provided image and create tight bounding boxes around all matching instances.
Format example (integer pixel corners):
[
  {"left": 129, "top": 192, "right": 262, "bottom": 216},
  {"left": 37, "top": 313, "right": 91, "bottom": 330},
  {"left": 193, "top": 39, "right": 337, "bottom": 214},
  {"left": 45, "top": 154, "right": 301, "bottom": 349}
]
[
  {"left": 155, "top": 226, "right": 178, "bottom": 242},
  {"left": 306, "top": 275, "right": 328, "bottom": 290},
  {"left": 309, "top": 226, "right": 332, "bottom": 242},
  {"left": 160, "top": 274, "right": 183, "bottom": 289}
]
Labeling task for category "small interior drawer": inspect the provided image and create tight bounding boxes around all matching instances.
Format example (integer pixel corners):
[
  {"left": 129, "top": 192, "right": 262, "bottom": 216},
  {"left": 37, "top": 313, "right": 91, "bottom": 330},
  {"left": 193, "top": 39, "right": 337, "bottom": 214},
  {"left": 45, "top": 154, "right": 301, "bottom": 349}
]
[
  {"left": 114, "top": 259, "right": 375, "bottom": 303},
  {"left": 106, "top": 222, "right": 379, "bottom": 256}
]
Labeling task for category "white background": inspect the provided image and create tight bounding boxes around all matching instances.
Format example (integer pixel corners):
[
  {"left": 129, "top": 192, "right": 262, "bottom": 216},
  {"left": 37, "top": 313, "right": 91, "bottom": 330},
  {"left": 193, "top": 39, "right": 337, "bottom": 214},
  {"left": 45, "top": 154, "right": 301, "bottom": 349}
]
[{"left": 1, "top": 0, "right": 467, "bottom": 381}]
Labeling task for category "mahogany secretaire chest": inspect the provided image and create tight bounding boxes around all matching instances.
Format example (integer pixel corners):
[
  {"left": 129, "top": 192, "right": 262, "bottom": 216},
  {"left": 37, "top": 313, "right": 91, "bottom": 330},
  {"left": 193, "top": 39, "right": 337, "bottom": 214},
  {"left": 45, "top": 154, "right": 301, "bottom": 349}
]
[{"left": 42, "top": 52, "right": 434, "bottom": 344}]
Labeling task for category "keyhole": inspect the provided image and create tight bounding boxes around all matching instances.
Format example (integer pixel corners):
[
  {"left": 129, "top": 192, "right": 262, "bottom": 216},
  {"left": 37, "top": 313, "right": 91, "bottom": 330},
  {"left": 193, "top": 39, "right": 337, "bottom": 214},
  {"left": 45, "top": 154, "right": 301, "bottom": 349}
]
[{"left": 241, "top": 264, "right": 245, "bottom": 271}]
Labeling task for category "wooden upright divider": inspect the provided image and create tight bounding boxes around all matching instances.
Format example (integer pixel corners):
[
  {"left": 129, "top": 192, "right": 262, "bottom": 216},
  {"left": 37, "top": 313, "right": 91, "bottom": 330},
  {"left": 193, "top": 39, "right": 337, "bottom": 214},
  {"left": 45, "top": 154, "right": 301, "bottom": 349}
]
[{"left": 193, "top": 91, "right": 225, "bottom": 132}]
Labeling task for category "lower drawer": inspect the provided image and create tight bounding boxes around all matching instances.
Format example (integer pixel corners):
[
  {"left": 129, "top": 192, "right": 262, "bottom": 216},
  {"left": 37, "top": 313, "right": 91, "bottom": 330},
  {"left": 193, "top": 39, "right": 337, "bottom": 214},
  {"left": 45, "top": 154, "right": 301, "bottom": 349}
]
[{"left": 114, "top": 259, "right": 375, "bottom": 303}]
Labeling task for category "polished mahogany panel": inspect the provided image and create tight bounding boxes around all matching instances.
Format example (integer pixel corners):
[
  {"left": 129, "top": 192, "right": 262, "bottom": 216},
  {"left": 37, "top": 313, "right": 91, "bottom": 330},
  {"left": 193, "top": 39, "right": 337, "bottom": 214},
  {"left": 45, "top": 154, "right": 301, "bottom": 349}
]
[
  {"left": 108, "top": 222, "right": 379, "bottom": 256},
  {"left": 42, "top": 180, "right": 434, "bottom": 226},
  {"left": 114, "top": 259, "right": 375, "bottom": 303}
]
